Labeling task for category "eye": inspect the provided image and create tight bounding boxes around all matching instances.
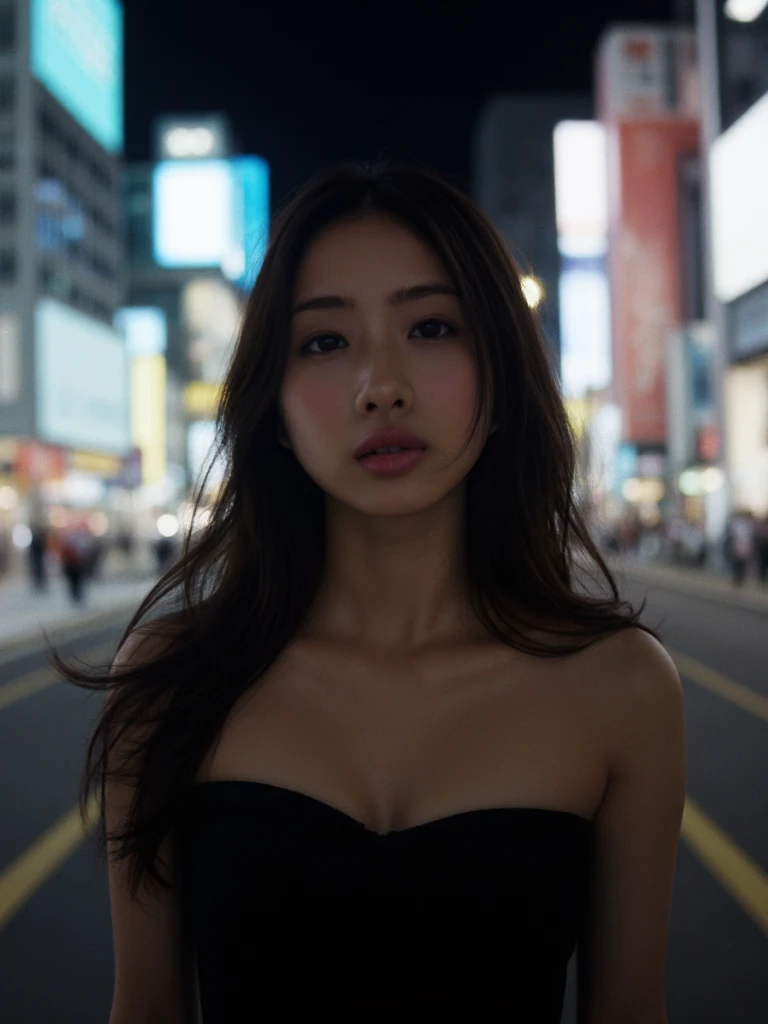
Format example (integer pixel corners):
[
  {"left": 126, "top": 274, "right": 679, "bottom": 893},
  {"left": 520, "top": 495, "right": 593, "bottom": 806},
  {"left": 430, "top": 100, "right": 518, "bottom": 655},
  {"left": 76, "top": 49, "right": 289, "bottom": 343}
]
[
  {"left": 298, "top": 317, "right": 456, "bottom": 357},
  {"left": 299, "top": 333, "right": 347, "bottom": 356},
  {"left": 410, "top": 318, "right": 456, "bottom": 340}
]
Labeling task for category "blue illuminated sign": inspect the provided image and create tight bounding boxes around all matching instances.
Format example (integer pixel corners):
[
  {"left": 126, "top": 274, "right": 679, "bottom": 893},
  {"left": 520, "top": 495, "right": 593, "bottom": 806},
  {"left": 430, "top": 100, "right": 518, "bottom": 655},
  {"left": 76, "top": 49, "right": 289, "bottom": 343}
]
[
  {"left": 232, "top": 156, "right": 269, "bottom": 291},
  {"left": 31, "top": 0, "right": 123, "bottom": 153}
]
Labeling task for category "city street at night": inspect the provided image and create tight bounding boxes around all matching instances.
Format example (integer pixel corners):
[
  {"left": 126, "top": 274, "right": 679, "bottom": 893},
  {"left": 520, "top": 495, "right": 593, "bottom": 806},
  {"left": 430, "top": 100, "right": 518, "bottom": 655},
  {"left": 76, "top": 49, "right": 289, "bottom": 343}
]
[
  {"left": 0, "top": 564, "right": 766, "bottom": 1022},
  {"left": 2, "top": 0, "right": 768, "bottom": 1019}
]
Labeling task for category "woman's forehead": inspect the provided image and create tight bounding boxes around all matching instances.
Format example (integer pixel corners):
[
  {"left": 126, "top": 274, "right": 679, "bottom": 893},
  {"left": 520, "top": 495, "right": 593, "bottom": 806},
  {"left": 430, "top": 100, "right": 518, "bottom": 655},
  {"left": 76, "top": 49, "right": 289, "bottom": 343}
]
[{"left": 295, "top": 215, "right": 450, "bottom": 295}]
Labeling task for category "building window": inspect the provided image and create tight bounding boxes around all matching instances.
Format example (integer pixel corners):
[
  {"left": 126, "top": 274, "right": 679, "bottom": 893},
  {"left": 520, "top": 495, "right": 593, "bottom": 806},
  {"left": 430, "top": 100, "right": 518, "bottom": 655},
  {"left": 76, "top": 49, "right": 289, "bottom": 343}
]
[
  {"left": 89, "top": 251, "right": 114, "bottom": 282},
  {"left": 0, "top": 131, "right": 13, "bottom": 170},
  {"left": 0, "top": 192, "right": 14, "bottom": 223},
  {"left": 88, "top": 204, "right": 115, "bottom": 238},
  {"left": 64, "top": 134, "right": 80, "bottom": 162},
  {"left": 0, "top": 6, "right": 14, "bottom": 52},
  {"left": 89, "top": 158, "right": 113, "bottom": 190},
  {"left": 0, "top": 77, "right": 14, "bottom": 112},
  {"left": 0, "top": 249, "right": 15, "bottom": 281},
  {"left": 38, "top": 264, "right": 52, "bottom": 290}
]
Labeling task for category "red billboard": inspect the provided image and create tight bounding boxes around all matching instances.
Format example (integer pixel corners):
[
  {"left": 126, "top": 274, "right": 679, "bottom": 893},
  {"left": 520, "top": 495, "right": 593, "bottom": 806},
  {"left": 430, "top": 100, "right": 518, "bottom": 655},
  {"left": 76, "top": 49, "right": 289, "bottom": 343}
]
[{"left": 597, "top": 27, "right": 700, "bottom": 446}]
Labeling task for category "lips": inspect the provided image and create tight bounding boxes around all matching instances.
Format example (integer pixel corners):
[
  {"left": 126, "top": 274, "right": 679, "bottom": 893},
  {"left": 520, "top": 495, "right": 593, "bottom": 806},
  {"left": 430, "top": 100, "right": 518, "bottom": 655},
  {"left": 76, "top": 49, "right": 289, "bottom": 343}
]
[{"left": 353, "top": 430, "right": 428, "bottom": 460}]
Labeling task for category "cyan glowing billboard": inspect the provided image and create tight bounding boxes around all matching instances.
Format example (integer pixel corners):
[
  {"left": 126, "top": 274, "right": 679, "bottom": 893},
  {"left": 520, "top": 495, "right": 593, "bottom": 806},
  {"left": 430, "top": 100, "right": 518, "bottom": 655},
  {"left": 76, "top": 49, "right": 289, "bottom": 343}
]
[{"left": 31, "top": 0, "right": 124, "bottom": 153}]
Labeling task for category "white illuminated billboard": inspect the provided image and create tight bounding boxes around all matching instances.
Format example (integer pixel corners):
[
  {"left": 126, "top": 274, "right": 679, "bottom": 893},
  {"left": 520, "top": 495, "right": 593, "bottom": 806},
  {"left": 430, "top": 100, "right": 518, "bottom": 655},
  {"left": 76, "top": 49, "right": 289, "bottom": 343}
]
[
  {"left": 153, "top": 157, "right": 269, "bottom": 289},
  {"left": 553, "top": 121, "right": 608, "bottom": 258},
  {"left": 710, "top": 90, "right": 768, "bottom": 303},
  {"left": 559, "top": 264, "right": 612, "bottom": 398},
  {"left": 31, "top": 0, "right": 123, "bottom": 152},
  {"left": 35, "top": 298, "right": 130, "bottom": 453},
  {"left": 154, "top": 160, "right": 235, "bottom": 267}
]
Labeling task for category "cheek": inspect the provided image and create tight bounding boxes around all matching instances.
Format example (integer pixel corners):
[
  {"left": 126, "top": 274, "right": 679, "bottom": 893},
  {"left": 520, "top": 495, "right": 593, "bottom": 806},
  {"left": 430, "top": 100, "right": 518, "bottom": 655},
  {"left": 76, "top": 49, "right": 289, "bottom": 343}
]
[
  {"left": 281, "top": 378, "right": 344, "bottom": 444},
  {"left": 424, "top": 356, "right": 478, "bottom": 422}
]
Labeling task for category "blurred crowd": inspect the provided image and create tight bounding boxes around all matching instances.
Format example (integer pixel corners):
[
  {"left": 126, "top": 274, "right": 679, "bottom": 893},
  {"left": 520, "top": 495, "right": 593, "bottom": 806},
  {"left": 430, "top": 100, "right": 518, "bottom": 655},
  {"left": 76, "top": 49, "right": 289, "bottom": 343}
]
[
  {"left": 598, "top": 508, "right": 768, "bottom": 588},
  {"left": 2, "top": 505, "right": 767, "bottom": 604},
  {"left": 0, "top": 516, "right": 180, "bottom": 605}
]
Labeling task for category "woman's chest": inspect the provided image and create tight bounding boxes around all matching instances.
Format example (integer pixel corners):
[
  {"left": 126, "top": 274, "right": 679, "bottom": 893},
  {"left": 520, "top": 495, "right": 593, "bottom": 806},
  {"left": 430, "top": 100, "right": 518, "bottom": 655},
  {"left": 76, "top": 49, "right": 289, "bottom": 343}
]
[{"left": 198, "top": 638, "right": 613, "bottom": 833}]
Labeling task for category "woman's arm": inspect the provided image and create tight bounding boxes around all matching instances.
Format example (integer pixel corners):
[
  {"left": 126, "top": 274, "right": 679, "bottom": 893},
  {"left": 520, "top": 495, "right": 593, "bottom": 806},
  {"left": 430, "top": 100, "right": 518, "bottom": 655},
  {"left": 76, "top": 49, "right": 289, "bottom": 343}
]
[
  {"left": 106, "top": 630, "right": 200, "bottom": 1024},
  {"left": 577, "top": 630, "right": 687, "bottom": 1024},
  {"left": 107, "top": 785, "right": 198, "bottom": 1023}
]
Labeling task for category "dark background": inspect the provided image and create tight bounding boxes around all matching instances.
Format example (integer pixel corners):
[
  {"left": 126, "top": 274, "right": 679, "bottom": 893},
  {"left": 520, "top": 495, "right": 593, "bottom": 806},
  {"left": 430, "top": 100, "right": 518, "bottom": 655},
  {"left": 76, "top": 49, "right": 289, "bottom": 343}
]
[{"left": 123, "top": 0, "right": 677, "bottom": 204}]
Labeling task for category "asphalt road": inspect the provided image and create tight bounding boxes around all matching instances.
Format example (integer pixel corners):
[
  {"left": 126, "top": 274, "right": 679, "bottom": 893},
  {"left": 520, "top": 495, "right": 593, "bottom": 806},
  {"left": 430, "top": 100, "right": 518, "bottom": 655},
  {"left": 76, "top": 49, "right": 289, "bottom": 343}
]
[{"left": 0, "top": 579, "right": 766, "bottom": 1023}]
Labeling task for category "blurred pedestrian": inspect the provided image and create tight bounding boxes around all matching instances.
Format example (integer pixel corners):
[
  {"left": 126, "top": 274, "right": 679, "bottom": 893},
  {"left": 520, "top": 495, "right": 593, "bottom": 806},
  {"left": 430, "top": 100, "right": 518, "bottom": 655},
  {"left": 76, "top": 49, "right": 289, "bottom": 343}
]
[
  {"left": 682, "top": 520, "right": 707, "bottom": 568},
  {"left": 116, "top": 529, "right": 135, "bottom": 559},
  {"left": 59, "top": 522, "right": 96, "bottom": 603},
  {"left": 618, "top": 513, "right": 640, "bottom": 555},
  {"left": 666, "top": 515, "right": 684, "bottom": 563},
  {"left": 0, "top": 525, "right": 10, "bottom": 578},
  {"left": 86, "top": 532, "right": 107, "bottom": 580},
  {"left": 154, "top": 534, "right": 177, "bottom": 574},
  {"left": 726, "top": 509, "right": 755, "bottom": 586},
  {"left": 28, "top": 521, "right": 49, "bottom": 591},
  {"left": 756, "top": 514, "right": 768, "bottom": 586}
]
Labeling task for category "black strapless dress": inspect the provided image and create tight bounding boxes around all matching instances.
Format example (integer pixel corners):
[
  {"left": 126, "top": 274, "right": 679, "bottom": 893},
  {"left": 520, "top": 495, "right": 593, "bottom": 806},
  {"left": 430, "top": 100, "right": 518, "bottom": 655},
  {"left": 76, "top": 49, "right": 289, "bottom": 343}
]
[{"left": 177, "top": 780, "right": 593, "bottom": 1021}]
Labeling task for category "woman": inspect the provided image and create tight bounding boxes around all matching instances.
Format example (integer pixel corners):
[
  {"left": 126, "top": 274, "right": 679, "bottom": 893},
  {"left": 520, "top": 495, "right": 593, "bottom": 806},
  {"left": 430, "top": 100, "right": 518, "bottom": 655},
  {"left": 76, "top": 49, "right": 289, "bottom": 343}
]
[{"left": 57, "top": 160, "right": 686, "bottom": 1022}]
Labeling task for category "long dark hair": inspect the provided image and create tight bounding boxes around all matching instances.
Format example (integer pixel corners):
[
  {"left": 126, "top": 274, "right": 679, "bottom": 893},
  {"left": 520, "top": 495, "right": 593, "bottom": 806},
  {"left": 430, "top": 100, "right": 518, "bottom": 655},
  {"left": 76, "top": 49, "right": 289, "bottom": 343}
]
[{"left": 54, "top": 158, "right": 656, "bottom": 899}]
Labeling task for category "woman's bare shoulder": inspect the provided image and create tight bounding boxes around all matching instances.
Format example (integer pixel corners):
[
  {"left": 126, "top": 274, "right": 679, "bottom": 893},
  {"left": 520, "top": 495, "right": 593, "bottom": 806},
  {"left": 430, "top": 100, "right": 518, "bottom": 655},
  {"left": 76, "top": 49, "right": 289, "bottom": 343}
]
[
  {"left": 578, "top": 626, "right": 683, "bottom": 745},
  {"left": 584, "top": 625, "right": 677, "bottom": 683}
]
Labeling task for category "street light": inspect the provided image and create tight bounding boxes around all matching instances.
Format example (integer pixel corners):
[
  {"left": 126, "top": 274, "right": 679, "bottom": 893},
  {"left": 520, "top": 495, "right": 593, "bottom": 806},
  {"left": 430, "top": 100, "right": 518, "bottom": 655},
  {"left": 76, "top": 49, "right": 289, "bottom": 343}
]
[
  {"left": 520, "top": 275, "right": 545, "bottom": 309},
  {"left": 724, "top": 0, "right": 768, "bottom": 22}
]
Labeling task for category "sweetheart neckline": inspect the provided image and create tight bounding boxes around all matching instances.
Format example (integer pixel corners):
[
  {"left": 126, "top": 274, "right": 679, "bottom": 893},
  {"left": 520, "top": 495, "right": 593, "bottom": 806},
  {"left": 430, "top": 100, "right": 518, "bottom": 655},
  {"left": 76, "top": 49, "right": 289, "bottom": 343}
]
[{"left": 191, "top": 779, "right": 593, "bottom": 837}]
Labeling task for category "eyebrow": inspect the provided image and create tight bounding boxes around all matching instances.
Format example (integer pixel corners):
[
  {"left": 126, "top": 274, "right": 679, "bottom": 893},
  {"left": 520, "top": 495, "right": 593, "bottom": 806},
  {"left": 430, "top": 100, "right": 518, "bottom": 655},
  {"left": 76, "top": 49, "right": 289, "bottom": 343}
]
[{"left": 292, "top": 282, "right": 460, "bottom": 315}]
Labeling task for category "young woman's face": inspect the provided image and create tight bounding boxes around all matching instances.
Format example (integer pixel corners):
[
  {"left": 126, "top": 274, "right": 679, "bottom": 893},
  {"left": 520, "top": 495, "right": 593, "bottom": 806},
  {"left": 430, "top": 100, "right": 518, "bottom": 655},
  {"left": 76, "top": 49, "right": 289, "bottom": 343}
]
[{"left": 280, "top": 214, "right": 492, "bottom": 516}]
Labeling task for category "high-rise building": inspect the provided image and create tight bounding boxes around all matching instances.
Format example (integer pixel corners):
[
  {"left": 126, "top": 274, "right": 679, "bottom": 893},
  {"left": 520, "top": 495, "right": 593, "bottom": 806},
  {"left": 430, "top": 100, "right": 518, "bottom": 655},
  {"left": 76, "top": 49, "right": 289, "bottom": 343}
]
[
  {"left": 0, "top": 0, "right": 128, "bottom": 510},
  {"left": 698, "top": 0, "right": 768, "bottom": 517},
  {"left": 472, "top": 93, "right": 592, "bottom": 367},
  {"left": 121, "top": 115, "right": 269, "bottom": 502}
]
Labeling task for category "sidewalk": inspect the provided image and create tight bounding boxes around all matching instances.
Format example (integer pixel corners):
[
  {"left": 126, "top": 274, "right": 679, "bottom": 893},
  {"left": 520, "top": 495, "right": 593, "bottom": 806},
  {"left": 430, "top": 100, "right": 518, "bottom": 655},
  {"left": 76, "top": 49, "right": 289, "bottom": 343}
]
[
  {"left": 607, "top": 555, "right": 768, "bottom": 616},
  {"left": 0, "top": 565, "right": 159, "bottom": 661}
]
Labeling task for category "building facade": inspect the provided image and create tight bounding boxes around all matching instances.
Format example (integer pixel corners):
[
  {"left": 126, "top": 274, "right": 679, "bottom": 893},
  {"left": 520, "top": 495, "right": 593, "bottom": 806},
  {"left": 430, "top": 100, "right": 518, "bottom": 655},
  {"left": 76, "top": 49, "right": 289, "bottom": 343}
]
[
  {"left": 472, "top": 93, "right": 592, "bottom": 367},
  {"left": 0, "top": 0, "right": 128, "bottom": 526},
  {"left": 702, "top": 0, "right": 768, "bottom": 516}
]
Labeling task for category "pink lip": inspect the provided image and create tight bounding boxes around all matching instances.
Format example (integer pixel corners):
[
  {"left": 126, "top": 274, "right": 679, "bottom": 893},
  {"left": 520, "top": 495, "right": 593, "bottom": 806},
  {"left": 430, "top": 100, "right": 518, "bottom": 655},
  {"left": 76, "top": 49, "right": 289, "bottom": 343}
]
[
  {"left": 357, "top": 449, "right": 426, "bottom": 475},
  {"left": 353, "top": 429, "right": 428, "bottom": 460}
]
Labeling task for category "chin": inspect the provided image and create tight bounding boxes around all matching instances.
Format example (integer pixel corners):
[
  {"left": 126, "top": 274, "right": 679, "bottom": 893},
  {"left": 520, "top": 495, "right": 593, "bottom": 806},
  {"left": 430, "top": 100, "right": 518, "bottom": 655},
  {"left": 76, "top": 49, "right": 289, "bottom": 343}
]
[{"left": 345, "top": 488, "right": 448, "bottom": 518}]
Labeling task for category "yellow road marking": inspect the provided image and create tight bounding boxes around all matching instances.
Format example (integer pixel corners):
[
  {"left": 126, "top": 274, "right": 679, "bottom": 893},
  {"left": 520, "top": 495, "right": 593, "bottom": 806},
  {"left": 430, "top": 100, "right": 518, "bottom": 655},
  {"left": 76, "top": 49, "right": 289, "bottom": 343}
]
[
  {"left": 0, "top": 793, "right": 100, "bottom": 930},
  {"left": 669, "top": 648, "right": 768, "bottom": 724},
  {"left": 0, "top": 643, "right": 115, "bottom": 713},
  {"left": 681, "top": 796, "right": 768, "bottom": 937},
  {"left": 0, "top": 666, "right": 58, "bottom": 713}
]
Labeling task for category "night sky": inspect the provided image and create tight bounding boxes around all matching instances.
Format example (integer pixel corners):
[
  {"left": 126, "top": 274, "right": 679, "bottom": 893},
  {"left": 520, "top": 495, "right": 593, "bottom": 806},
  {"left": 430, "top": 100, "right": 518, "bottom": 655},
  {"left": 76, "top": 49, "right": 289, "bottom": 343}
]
[{"left": 124, "top": 0, "right": 676, "bottom": 206}]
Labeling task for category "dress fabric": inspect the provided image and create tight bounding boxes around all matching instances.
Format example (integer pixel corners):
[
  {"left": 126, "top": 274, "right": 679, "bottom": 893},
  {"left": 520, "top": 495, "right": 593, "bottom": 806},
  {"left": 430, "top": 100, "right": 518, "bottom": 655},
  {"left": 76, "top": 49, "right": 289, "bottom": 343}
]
[{"left": 177, "top": 779, "right": 594, "bottom": 1021}]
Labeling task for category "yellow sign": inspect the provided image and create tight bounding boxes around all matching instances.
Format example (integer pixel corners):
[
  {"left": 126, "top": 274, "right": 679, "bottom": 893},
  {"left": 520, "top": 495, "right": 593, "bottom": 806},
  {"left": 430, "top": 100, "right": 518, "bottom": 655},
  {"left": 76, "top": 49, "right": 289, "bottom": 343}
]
[
  {"left": 564, "top": 397, "right": 590, "bottom": 440},
  {"left": 0, "top": 438, "right": 18, "bottom": 462},
  {"left": 131, "top": 355, "right": 167, "bottom": 484},
  {"left": 68, "top": 450, "right": 122, "bottom": 476},
  {"left": 184, "top": 380, "right": 222, "bottom": 419}
]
